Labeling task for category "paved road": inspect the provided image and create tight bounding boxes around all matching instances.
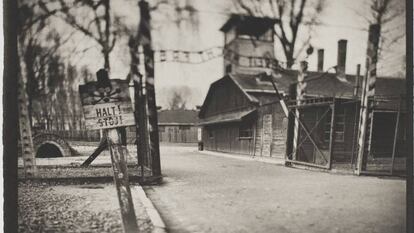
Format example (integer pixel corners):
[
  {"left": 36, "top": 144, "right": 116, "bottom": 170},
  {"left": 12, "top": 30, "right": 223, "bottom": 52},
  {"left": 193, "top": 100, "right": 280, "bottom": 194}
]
[{"left": 145, "top": 146, "right": 405, "bottom": 233}]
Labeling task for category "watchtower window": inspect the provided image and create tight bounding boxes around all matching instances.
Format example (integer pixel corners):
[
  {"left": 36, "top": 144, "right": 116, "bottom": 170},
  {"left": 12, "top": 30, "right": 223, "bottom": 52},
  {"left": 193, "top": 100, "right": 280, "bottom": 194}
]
[{"left": 237, "top": 29, "right": 273, "bottom": 42}]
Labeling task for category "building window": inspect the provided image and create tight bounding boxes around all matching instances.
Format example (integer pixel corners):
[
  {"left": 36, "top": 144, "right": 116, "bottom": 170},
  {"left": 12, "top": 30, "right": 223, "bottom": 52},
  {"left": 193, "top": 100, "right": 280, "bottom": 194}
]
[
  {"left": 208, "top": 130, "right": 214, "bottom": 139},
  {"left": 324, "top": 108, "right": 345, "bottom": 143},
  {"left": 239, "top": 122, "right": 253, "bottom": 139}
]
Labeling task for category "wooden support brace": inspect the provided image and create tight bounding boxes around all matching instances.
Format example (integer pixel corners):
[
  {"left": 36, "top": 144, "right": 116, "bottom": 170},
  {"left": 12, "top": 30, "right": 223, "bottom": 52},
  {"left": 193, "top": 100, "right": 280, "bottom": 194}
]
[{"left": 81, "top": 138, "right": 108, "bottom": 167}]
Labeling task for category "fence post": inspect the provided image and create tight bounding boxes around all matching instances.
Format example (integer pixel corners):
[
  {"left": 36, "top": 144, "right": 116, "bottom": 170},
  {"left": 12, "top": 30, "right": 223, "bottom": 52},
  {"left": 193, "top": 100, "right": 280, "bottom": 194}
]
[
  {"left": 17, "top": 69, "right": 37, "bottom": 177},
  {"left": 328, "top": 98, "right": 336, "bottom": 169},
  {"left": 390, "top": 96, "right": 402, "bottom": 175},
  {"left": 292, "top": 61, "right": 308, "bottom": 161},
  {"left": 356, "top": 24, "right": 380, "bottom": 175},
  {"left": 138, "top": 0, "right": 161, "bottom": 176}
]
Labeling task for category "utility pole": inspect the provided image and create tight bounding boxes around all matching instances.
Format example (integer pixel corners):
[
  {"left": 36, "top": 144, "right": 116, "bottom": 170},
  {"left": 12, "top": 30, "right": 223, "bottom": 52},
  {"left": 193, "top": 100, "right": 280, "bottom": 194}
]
[
  {"left": 137, "top": 0, "right": 161, "bottom": 176},
  {"left": 356, "top": 24, "right": 380, "bottom": 175},
  {"left": 129, "top": 34, "right": 150, "bottom": 173}
]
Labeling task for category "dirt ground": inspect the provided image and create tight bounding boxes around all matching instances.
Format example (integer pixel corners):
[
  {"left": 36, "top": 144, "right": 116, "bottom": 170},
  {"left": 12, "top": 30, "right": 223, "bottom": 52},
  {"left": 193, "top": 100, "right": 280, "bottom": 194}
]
[
  {"left": 18, "top": 182, "right": 152, "bottom": 233},
  {"left": 145, "top": 146, "right": 406, "bottom": 233}
]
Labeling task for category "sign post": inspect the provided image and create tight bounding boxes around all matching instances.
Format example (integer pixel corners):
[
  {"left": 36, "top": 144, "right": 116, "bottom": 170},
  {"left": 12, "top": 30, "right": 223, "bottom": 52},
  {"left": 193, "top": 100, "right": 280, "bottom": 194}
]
[{"left": 79, "top": 69, "right": 139, "bottom": 232}]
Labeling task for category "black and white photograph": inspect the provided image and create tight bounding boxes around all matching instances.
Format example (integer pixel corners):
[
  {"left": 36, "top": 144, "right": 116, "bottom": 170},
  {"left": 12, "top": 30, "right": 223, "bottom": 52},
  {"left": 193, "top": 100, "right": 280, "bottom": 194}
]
[{"left": 2, "top": 0, "right": 414, "bottom": 232}]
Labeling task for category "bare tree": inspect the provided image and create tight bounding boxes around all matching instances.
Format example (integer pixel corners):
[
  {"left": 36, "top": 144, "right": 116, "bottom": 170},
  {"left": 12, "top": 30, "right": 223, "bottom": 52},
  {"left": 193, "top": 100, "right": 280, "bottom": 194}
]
[
  {"left": 150, "top": 0, "right": 199, "bottom": 32},
  {"left": 234, "top": 0, "right": 325, "bottom": 68},
  {"left": 351, "top": 0, "right": 405, "bottom": 77},
  {"left": 169, "top": 91, "right": 187, "bottom": 110},
  {"left": 165, "top": 86, "right": 192, "bottom": 110},
  {"left": 18, "top": 0, "right": 70, "bottom": 127},
  {"left": 357, "top": 0, "right": 405, "bottom": 56},
  {"left": 64, "top": 64, "right": 82, "bottom": 130},
  {"left": 80, "top": 65, "right": 94, "bottom": 83},
  {"left": 40, "top": 0, "right": 129, "bottom": 70}
]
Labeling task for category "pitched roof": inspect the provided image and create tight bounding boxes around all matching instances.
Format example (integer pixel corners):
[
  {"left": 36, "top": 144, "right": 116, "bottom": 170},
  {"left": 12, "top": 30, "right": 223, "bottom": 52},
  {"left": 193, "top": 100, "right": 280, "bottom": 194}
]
[
  {"left": 157, "top": 109, "right": 199, "bottom": 125},
  {"left": 230, "top": 70, "right": 406, "bottom": 99},
  {"left": 198, "top": 75, "right": 260, "bottom": 118},
  {"left": 198, "top": 109, "right": 256, "bottom": 126},
  {"left": 199, "top": 71, "right": 405, "bottom": 118},
  {"left": 220, "top": 14, "right": 279, "bottom": 34},
  {"left": 230, "top": 73, "right": 278, "bottom": 93}
]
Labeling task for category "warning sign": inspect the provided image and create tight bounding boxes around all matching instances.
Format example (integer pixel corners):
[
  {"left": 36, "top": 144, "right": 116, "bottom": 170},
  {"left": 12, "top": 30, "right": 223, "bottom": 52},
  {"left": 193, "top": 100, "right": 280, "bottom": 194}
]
[{"left": 79, "top": 79, "right": 135, "bottom": 130}]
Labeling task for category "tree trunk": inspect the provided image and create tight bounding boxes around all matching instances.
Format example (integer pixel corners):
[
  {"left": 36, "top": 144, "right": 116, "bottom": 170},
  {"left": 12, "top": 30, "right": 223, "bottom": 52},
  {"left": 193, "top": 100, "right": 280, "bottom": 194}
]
[
  {"left": 104, "top": 50, "right": 110, "bottom": 70},
  {"left": 286, "top": 48, "right": 295, "bottom": 69},
  {"left": 27, "top": 93, "right": 33, "bottom": 127}
]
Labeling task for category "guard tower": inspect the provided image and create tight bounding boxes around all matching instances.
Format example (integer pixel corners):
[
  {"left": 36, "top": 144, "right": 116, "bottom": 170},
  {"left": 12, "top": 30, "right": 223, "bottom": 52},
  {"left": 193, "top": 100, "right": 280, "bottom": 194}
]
[{"left": 220, "top": 14, "right": 278, "bottom": 75}]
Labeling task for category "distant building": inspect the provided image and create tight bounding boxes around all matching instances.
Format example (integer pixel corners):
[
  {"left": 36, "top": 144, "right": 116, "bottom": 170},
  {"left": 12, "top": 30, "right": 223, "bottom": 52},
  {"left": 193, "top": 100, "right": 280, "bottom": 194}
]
[
  {"left": 199, "top": 64, "right": 407, "bottom": 171},
  {"left": 198, "top": 14, "right": 408, "bottom": 175},
  {"left": 158, "top": 109, "right": 199, "bottom": 143},
  {"left": 283, "top": 71, "right": 407, "bottom": 174},
  {"left": 198, "top": 74, "right": 287, "bottom": 157},
  {"left": 198, "top": 15, "right": 285, "bottom": 157}
]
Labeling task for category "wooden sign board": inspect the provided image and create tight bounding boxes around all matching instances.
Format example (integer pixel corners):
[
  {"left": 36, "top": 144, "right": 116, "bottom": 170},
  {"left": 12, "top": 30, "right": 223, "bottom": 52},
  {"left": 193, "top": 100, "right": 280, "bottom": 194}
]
[
  {"left": 261, "top": 114, "right": 273, "bottom": 157},
  {"left": 79, "top": 79, "right": 135, "bottom": 130}
]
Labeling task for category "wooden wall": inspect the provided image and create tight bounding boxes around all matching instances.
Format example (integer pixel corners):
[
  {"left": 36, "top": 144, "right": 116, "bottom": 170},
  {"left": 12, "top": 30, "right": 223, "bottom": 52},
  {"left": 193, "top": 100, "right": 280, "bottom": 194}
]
[
  {"left": 158, "top": 125, "right": 198, "bottom": 143},
  {"left": 125, "top": 125, "right": 198, "bottom": 144},
  {"left": 202, "top": 123, "right": 255, "bottom": 155},
  {"left": 202, "top": 101, "right": 287, "bottom": 158},
  {"left": 202, "top": 78, "right": 251, "bottom": 118},
  {"left": 254, "top": 102, "right": 287, "bottom": 158}
]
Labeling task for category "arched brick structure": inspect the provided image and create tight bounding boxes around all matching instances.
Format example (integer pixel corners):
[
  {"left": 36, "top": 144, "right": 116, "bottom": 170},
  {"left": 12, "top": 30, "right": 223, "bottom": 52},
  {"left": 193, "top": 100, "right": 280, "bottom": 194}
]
[{"left": 33, "top": 133, "right": 78, "bottom": 157}]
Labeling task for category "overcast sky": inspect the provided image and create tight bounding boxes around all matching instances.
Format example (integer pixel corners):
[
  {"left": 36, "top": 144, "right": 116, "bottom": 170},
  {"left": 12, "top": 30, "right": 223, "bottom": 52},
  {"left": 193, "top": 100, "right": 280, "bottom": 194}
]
[{"left": 58, "top": 0, "right": 406, "bottom": 109}]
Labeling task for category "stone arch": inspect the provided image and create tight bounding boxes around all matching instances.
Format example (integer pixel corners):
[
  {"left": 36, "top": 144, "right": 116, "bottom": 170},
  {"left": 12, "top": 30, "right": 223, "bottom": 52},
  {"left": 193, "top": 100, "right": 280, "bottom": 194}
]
[
  {"left": 36, "top": 142, "right": 64, "bottom": 158},
  {"left": 33, "top": 133, "right": 78, "bottom": 157}
]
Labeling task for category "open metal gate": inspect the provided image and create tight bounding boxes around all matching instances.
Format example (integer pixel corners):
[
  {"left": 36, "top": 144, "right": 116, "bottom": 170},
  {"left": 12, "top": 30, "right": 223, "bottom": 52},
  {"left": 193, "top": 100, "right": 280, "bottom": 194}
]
[
  {"left": 285, "top": 97, "right": 335, "bottom": 169},
  {"left": 359, "top": 96, "right": 407, "bottom": 176}
]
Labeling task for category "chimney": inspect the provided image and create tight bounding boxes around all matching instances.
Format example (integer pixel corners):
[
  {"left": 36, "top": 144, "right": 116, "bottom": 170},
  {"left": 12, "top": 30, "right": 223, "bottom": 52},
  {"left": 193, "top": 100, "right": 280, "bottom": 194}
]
[
  {"left": 317, "top": 49, "right": 324, "bottom": 72},
  {"left": 353, "top": 64, "right": 361, "bottom": 97},
  {"left": 337, "top": 40, "right": 347, "bottom": 78}
]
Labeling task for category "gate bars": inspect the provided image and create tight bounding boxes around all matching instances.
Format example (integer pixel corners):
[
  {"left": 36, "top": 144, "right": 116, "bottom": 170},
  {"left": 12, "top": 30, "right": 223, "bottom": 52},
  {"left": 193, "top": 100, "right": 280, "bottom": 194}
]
[
  {"left": 263, "top": 73, "right": 335, "bottom": 169},
  {"left": 285, "top": 98, "right": 336, "bottom": 169}
]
